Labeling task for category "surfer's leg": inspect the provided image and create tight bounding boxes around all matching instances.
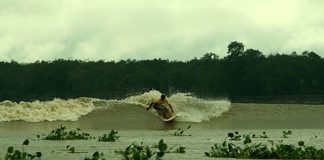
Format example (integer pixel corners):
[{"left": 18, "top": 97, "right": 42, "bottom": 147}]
[
  {"left": 161, "top": 107, "right": 169, "bottom": 118},
  {"left": 154, "top": 105, "right": 167, "bottom": 118},
  {"left": 155, "top": 105, "right": 168, "bottom": 118},
  {"left": 162, "top": 109, "right": 167, "bottom": 118}
]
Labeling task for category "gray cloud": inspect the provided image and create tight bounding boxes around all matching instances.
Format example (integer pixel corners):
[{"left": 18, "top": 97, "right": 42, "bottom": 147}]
[{"left": 0, "top": 0, "right": 324, "bottom": 62}]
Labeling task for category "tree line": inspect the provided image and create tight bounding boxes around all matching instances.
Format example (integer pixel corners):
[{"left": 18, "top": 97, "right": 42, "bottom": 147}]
[{"left": 0, "top": 41, "right": 323, "bottom": 102}]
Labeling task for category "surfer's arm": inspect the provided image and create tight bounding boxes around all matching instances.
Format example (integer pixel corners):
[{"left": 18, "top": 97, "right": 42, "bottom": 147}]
[{"left": 146, "top": 102, "right": 154, "bottom": 110}]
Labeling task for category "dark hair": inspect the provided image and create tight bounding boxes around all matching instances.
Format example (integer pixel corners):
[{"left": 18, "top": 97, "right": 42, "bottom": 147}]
[{"left": 161, "top": 94, "right": 166, "bottom": 99}]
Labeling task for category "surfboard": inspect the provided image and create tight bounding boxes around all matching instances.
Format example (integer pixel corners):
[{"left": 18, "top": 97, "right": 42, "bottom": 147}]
[{"left": 163, "top": 115, "right": 177, "bottom": 122}]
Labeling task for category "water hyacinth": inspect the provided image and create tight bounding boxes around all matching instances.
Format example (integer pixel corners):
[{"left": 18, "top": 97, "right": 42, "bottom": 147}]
[
  {"left": 167, "top": 125, "right": 192, "bottom": 136},
  {"left": 115, "top": 139, "right": 185, "bottom": 160},
  {"left": 84, "top": 151, "right": 105, "bottom": 160},
  {"left": 4, "top": 140, "right": 42, "bottom": 160},
  {"left": 42, "top": 125, "right": 92, "bottom": 140},
  {"left": 98, "top": 130, "right": 120, "bottom": 142},
  {"left": 205, "top": 132, "right": 324, "bottom": 159}
]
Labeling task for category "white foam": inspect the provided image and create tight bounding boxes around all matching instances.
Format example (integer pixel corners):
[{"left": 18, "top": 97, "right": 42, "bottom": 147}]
[
  {"left": 123, "top": 90, "right": 162, "bottom": 106},
  {"left": 0, "top": 97, "right": 96, "bottom": 122},
  {"left": 170, "top": 93, "right": 231, "bottom": 122}
]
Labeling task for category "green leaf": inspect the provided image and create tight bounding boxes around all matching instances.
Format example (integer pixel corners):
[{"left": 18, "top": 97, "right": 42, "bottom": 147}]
[
  {"left": 158, "top": 139, "right": 168, "bottom": 152},
  {"left": 7, "top": 146, "right": 14, "bottom": 153},
  {"left": 243, "top": 136, "right": 252, "bottom": 144},
  {"left": 36, "top": 152, "right": 42, "bottom": 157},
  {"left": 298, "top": 141, "right": 305, "bottom": 147},
  {"left": 93, "top": 151, "right": 99, "bottom": 157},
  {"left": 23, "top": 139, "right": 29, "bottom": 145},
  {"left": 22, "top": 152, "right": 27, "bottom": 158},
  {"left": 228, "top": 132, "right": 234, "bottom": 138},
  {"left": 157, "top": 151, "right": 164, "bottom": 158}
]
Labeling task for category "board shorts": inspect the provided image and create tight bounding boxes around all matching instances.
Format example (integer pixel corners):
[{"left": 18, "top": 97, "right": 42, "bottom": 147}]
[{"left": 154, "top": 104, "right": 167, "bottom": 111}]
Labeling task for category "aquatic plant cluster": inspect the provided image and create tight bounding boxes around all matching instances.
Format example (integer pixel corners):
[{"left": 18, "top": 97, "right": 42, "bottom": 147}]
[
  {"left": 167, "top": 125, "right": 192, "bottom": 136},
  {"left": 115, "top": 139, "right": 186, "bottom": 160},
  {"left": 205, "top": 131, "right": 324, "bottom": 159},
  {"left": 4, "top": 140, "right": 42, "bottom": 160},
  {"left": 3, "top": 125, "right": 324, "bottom": 159},
  {"left": 84, "top": 151, "right": 105, "bottom": 160},
  {"left": 98, "top": 130, "right": 120, "bottom": 142},
  {"left": 42, "top": 125, "right": 92, "bottom": 140}
]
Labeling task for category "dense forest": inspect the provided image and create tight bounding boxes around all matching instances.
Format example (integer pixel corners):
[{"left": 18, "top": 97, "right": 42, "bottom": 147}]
[{"left": 0, "top": 41, "right": 324, "bottom": 102}]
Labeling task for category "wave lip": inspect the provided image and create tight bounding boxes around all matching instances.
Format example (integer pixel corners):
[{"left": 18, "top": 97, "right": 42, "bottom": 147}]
[{"left": 0, "top": 98, "right": 95, "bottom": 122}]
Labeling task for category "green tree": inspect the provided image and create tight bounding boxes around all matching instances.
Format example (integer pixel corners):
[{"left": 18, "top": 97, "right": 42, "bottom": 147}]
[{"left": 227, "top": 41, "right": 244, "bottom": 57}]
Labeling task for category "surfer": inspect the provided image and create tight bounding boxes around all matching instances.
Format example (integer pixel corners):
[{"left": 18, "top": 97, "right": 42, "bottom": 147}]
[{"left": 146, "top": 94, "right": 174, "bottom": 118}]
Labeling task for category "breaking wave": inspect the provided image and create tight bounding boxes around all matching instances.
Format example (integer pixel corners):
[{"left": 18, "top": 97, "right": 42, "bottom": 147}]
[
  {"left": 0, "top": 98, "right": 96, "bottom": 122},
  {"left": 0, "top": 90, "right": 231, "bottom": 123}
]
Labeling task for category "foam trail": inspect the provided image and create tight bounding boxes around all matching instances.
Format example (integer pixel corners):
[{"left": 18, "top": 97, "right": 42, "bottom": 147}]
[
  {"left": 169, "top": 93, "right": 231, "bottom": 122},
  {"left": 124, "top": 90, "right": 232, "bottom": 122},
  {"left": 0, "top": 98, "right": 96, "bottom": 122}
]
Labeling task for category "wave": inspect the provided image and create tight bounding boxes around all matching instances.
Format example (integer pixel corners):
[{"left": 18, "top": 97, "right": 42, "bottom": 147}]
[
  {"left": 0, "top": 98, "right": 98, "bottom": 122},
  {"left": 0, "top": 90, "right": 231, "bottom": 123}
]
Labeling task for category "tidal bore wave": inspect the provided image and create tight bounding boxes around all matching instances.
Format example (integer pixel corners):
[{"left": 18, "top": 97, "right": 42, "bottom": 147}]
[{"left": 0, "top": 90, "right": 231, "bottom": 123}]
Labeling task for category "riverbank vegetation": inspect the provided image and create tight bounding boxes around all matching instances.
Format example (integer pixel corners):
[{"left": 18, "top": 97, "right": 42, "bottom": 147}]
[{"left": 1, "top": 41, "right": 324, "bottom": 103}]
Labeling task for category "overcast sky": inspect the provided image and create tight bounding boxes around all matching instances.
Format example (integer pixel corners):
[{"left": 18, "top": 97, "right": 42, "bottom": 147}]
[{"left": 0, "top": 0, "right": 324, "bottom": 62}]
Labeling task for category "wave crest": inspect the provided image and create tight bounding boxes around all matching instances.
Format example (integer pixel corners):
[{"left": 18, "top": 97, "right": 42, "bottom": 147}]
[
  {"left": 0, "top": 97, "right": 95, "bottom": 122},
  {"left": 0, "top": 90, "right": 231, "bottom": 123}
]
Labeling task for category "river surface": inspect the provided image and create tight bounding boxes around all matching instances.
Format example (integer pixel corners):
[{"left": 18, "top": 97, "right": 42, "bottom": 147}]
[{"left": 1, "top": 99, "right": 324, "bottom": 159}]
